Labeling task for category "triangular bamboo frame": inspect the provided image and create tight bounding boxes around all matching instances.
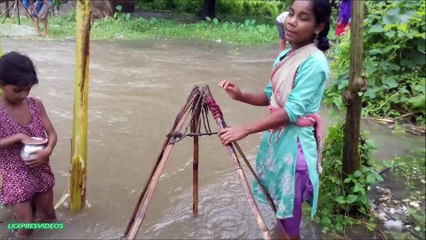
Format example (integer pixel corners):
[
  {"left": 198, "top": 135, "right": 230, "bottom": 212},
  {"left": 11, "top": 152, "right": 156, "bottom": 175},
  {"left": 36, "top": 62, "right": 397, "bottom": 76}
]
[{"left": 123, "top": 85, "right": 289, "bottom": 240}]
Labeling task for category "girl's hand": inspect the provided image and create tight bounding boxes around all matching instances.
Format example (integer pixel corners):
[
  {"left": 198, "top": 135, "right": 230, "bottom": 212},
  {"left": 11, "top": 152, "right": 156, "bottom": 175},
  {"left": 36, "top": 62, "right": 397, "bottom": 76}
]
[
  {"left": 219, "top": 80, "right": 242, "bottom": 101},
  {"left": 16, "top": 133, "right": 32, "bottom": 143},
  {"left": 218, "top": 127, "right": 248, "bottom": 145},
  {"left": 24, "top": 148, "right": 52, "bottom": 168}
]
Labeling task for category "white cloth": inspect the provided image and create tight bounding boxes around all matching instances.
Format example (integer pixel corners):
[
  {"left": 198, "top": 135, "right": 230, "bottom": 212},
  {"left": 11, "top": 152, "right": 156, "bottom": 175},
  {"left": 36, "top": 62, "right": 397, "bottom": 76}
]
[{"left": 276, "top": 11, "right": 289, "bottom": 23}]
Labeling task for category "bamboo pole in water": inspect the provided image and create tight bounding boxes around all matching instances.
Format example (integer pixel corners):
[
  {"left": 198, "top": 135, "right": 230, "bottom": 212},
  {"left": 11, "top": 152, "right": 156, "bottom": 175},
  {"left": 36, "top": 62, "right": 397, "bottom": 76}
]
[
  {"left": 202, "top": 85, "right": 271, "bottom": 240},
  {"left": 192, "top": 99, "right": 202, "bottom": 215},
  {"left": 124, "top": 97, "right": 196, "bottom": 239},
  {"left": 69, "top": 0, "right": 91, "bottom": 212}
]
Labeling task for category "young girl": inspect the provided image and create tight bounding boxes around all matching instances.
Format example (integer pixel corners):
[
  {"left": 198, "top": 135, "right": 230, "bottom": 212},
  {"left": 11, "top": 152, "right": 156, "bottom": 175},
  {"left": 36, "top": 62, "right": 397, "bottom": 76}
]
[
  {"left": 218, "top": 0, "right": 331, "bottom": 239},
  {"left": 276, "top": 11, "right": 289, "bottom": 51},
  {"left": 0, "top": 51, "right": 57, "bottom": 237}
]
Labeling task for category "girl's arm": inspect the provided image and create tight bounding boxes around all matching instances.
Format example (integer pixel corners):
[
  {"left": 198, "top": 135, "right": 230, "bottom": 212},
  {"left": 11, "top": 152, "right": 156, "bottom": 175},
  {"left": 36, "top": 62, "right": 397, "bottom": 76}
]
[
  {"left": 0, "top": 133, "right": 30, "bottom": 149},
  {"left": 35, "top": 98, "right": 57, "bottom": 154},
  {"left": 218, "top": 110, "right": 288, "bottom": 145},
  {"left": 219, "top": 80, "right": 269, "bottom": 106},
  {"left": 25, "top": 98, "right": 57, "bottom": 168},
  {"left": 238, "top": 92, "right": 269, "bottom": 106}
]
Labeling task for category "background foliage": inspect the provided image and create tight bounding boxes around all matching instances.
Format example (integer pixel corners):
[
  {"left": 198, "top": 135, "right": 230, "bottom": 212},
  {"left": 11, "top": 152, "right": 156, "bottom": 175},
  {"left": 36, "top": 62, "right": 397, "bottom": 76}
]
[
  {"left": 136, "top": 0, "right": 289, "bottom": 23},
  {"left": 324, "top": 1, "right": 426, "bottom": 124}
]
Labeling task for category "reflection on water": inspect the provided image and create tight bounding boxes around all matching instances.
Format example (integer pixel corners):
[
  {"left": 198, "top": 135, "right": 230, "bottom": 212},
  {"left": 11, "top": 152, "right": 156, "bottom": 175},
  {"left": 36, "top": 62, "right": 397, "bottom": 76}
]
[{"left": 0, "top": 39, "right": 424, "bottom": 239}]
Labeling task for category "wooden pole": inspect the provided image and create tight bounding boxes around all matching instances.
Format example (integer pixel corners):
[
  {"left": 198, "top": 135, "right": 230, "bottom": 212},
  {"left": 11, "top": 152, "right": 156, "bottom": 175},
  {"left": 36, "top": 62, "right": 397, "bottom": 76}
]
[
  {"left": 202, "top": 86, "right": 271, "bottom": 240},
  {"left": 342, "top": 0, "right": 365, "bottom": 176},
  {"left": 69, "top": 0, "right": 91, "bottom": 212},
  {"left": 124, "top": 92, "right": 199, "bottom": 239},
  {"left": 192, "top": 98, "right": 202, "bottom": 215}
]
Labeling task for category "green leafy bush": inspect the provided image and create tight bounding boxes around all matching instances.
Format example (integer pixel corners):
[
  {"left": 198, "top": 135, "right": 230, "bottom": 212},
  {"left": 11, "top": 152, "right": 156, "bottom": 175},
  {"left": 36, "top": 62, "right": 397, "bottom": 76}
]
[
  {"left": 325, "top": 1, "right": 426, "bottom": 124},
  {"left": 317, "top": 122, "right": 383, "bottom": 234}
]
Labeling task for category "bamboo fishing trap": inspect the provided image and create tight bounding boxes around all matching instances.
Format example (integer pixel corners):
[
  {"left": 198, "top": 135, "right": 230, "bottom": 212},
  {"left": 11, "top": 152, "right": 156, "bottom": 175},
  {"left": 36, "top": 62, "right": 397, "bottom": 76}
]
[{"left": 123, "top": 85, "right": 288, "bottom": 240}]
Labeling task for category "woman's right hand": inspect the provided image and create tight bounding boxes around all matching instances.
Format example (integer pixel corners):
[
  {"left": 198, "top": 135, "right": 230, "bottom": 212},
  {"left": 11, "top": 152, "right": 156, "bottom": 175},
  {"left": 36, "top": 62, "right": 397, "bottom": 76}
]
[{"left": 219, "top": 80, "right": 242, "bottom": 101}]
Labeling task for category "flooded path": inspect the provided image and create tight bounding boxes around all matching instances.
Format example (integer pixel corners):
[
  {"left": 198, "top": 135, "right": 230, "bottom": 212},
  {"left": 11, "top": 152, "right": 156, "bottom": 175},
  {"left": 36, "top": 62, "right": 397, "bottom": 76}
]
[{"left": 0, "top": 39, "right": 424, "bottom": 239}]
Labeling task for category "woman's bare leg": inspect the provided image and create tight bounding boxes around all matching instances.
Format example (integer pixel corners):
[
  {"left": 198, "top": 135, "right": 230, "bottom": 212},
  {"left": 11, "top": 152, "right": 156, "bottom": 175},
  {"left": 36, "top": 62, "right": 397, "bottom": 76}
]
[
  {"left": 33, "top": 189, "right": 56, "bottom": 221},
  {"left": 12, "top": 201, "right": 34, "bottom": 237}
]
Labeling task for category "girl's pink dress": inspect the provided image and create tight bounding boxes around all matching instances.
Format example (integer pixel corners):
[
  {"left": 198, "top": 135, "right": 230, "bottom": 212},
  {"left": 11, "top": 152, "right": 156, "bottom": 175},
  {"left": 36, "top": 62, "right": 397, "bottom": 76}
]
[{"left": 0, "top": 97, "right": 55, "bottom": 205}]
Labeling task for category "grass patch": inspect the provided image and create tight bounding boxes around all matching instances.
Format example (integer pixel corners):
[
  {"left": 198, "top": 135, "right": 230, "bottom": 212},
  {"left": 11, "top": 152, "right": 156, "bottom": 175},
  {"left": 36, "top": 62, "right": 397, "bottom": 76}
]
[{"left": 3, "top": 12, "right": 277, "bottom": 45}]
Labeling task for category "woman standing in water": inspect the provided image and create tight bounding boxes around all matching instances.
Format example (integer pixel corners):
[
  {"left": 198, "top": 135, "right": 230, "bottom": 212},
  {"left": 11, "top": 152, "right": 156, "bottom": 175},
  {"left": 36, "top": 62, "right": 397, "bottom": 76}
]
[{"left": 218, "top": 0, "right": 331, "bottom": 239}]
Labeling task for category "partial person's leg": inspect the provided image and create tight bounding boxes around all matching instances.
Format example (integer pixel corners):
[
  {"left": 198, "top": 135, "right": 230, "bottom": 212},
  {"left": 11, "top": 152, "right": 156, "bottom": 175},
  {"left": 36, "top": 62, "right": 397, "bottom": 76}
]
[
  {"left": 33, "top": 189, "right": 56, "bottom": 221},
  {"left": 279, "top": 171, "right": 309, "bottom": 239},
  {"left": 12, "top": 201, "right": 34, "bottom": 237},
  {"left": 42, "top": 17, "right": 48, "bottom": 35}
]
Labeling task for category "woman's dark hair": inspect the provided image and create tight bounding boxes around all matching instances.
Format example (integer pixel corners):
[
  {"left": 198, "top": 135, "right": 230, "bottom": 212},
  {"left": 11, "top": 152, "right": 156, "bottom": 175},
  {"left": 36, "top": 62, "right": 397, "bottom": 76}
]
[
  {"left": 0, "top": 51, "right": 38, "bottom": 87},
  {"left": 312, "top": 0, "right": 332, "bottom": 51}
]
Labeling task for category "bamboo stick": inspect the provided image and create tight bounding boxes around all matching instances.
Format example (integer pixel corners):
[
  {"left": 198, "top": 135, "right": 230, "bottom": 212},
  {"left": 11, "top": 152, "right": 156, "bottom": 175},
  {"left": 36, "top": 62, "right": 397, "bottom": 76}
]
[
  {"left": 69, "top": 0, "right": 91, "bottom": 212},
  {"left": 233, "top": 142, "right": 277, "bottom": 213},
  {"left": 201, "top": 86, "right": 271, "bottom": 240},
  {"left": 192, "top": 98, "right": 202, "bottom": 215},
  {"left": 124, "top": 102, "right": 194, "bottom": 240}
]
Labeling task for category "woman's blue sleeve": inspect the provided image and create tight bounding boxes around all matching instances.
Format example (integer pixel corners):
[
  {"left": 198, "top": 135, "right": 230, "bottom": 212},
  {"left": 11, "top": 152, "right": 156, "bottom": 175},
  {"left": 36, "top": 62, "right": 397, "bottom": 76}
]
[
  {"left": 264, "top": 82, "right": 272, "bottom": 101},
  {"left": 284, "top": 52, "right": 329, "bottom": 123}
]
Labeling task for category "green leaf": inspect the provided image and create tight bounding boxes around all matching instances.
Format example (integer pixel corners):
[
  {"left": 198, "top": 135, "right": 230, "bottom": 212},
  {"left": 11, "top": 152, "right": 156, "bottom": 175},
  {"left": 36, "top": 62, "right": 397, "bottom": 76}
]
[
  {"left": 385, "top": 31, "right": 396, "bottom": 38},
  {"left": 368, "top": 24, "right": 384, "bottom": 33},
  {"left": 336, "top": 196, "right": 346, "bottom": 204},
  {"left": 364, "top": 87, "right": 378, "bottom": 99},
  {"left": 408, "top": 95, "right": 426, "bottom": 110},
  {"left": 244, "top": 19, "right": 250, "bottom": 27},
  {"left": 366, "top": 174, "right": 376, "bottom": 184},
  {"left": 213, "top": 18, "right": 219, "bottom": 25},
  {"left": 321, "top": 216, "right": 332, "bottom": 225},
  {"left": 397, "top": 23, "right": 409, "bottom": 33},
  {"left": 383, "top": 13, "right": 400, "bottom": 25},
  {"left": 354, "top": 170, "right": 362, "bottom": 177},
  {"left": 353, "top": 184, "right": 364, "bottom": 193},
  {"left": 383, "top": 76, "right": 398, "bottom": 88},
  {"left": 335, "top": 223, "right": 344, "bottom": 233},
  {"left": 345, "top": 194, "right": 358, "bottom": 204},
  {"left": 369, "top": 49, "right": 383, "bottom": 55}
]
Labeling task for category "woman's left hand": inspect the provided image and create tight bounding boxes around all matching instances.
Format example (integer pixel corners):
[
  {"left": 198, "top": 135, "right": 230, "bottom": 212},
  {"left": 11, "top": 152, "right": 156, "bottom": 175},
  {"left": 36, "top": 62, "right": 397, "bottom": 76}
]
[
  {"left": 24, "top": 148, "right": 52, "bottom": 168},
  {"left": 218, "top": 127, "right": 249, "bottom": 145}
]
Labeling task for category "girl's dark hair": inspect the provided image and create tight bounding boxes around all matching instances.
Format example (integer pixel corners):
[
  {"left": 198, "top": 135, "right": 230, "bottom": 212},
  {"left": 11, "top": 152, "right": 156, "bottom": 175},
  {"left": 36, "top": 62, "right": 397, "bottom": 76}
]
[
  {"left": 312, "top": 0, "right": 332, "bottom": 51},
  {"left": 0, "top": 51, "right": 38, "bottom": 87}
]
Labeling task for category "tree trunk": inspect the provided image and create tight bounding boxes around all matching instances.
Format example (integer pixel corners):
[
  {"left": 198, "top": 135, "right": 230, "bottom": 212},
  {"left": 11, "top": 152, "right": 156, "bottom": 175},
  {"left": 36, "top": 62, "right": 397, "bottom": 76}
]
[
  {"left": 203, "top": 0, "right": 217, "bottom": 19},
  {"left": 342, "top": 0, "right": 365, "bottom": 177},
  {"left": 69, "top": 0, "right": 91, "bottom": 213}
]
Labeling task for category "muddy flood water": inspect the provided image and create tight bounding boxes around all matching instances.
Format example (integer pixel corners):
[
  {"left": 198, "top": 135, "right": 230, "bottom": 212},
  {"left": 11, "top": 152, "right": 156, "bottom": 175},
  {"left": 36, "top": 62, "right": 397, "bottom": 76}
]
[{"left": 0, "top": 39, "right": 424, "bottom": 239}]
